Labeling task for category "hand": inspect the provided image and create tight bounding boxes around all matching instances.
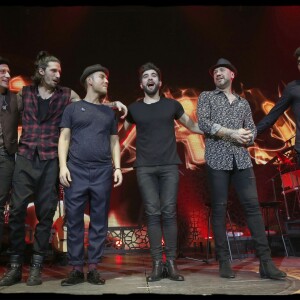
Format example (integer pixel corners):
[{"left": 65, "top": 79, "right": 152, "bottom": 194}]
[
  {"left": 113, "top": 168, "right": 123, "bottom": 187},
  {"left": 114, "top": 101, "right": 128, "bottom": 119},
  {"left": 59, "top": 166, "right": 72, "bottom": 188},
  {"left": 230, "top": 128, "right": 253, "bottom": 144}
]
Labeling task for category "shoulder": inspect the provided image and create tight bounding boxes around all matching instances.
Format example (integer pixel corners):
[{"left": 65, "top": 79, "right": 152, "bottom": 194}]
[{"left": 286, "top": 80, "right": 300, "bottom": 89}]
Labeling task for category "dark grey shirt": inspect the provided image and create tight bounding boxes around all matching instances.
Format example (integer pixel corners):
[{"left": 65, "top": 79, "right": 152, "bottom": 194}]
[{"left": 197, "top": 89, "right": 256, "bottom": 170}]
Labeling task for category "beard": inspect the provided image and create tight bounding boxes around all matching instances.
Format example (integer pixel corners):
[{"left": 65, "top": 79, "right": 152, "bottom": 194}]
[{"left": 143, "top": 83, "right": 160, "bottom": 96}]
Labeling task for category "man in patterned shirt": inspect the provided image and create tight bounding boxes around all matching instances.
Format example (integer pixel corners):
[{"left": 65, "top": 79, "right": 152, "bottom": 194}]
[
  {"left": 197, "top": 58, "right": 286, "bottom": 280},
  {"left": 0, "top": 51, "right": 127, "bottom": 287}
]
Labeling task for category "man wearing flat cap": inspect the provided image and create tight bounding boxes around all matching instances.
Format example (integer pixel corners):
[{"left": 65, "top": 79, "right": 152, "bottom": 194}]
[
  {"left": 58, "top": 64, "right": 123, "bottom": 286},
  {"left": 197, "top": 58, "right": 286, "bottom": 280}
]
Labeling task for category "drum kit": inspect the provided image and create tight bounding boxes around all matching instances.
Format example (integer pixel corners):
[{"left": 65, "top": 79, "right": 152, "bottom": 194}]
[{"left": 265, "top": 138, "right": 300, "bottom": 220}]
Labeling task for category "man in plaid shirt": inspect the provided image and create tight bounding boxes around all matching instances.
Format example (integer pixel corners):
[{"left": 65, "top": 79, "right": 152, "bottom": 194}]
[{"left": 0, "top": 51, "right": 127, "bottom": 286}]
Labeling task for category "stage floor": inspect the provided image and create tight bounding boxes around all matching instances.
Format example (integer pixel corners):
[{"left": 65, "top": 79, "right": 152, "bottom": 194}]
[{"left": 0, "top": 252, "right": 299, "bottom": 296}]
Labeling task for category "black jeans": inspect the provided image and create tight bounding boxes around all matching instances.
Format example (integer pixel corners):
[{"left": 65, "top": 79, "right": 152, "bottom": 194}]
[
  {"left": 0, "top": 151, "right": 15, "bottom": 250},
  {"left": 206, "top": 163, "right": 271, "bottom": 262},
  {"left": 136, "top": 165, "right": 179, "bottom": 260},
  {"left": 8, "top": 154, "right": 58, "bottom": 256}
]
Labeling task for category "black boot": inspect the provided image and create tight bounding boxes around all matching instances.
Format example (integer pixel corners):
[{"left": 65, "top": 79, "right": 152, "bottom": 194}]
[
  {"left": 259, "top": 259, "right": 287, "bottom": 280},
  {"left": 0, "top": 255, "right": 22, "bottom": 286},
  {"left": 26, "top": 254, "right": 43, "bottom": 286},
  {"left": 219, "top": 260, "right": 235, "bottom": 278},
  {"left": 165, "top": 260, "right": 184, "bottom": 281},
  {"left": 146, "top": 260, "right": 165, "bottom": 282}
]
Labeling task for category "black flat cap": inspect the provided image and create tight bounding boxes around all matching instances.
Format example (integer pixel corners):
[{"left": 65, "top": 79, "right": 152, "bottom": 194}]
[{"left": 80, "top": 64, "right": 109, "bottom": 85}]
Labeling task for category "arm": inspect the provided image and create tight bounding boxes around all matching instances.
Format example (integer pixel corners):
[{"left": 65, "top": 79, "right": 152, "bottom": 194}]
[
  {"left": 58, "top": 128, "right": 72, "bottom": 187},
  {"left": 110, "top": 135, "right": 123, "bottom": 187},
  {"left": 104, "top": 101, "right": 128, "bottom": 119},
  {"left": 178, "top": 112, "right": 203, "bottom": 134},
  {"left": 70, "top": 90, "right": 81, "bottom": 102},
  {"left": 256, "top": 85, "right": 292, "bottom": 135},
  {"left": 197, "top": 91, "right": 252, "bottom": 145}
]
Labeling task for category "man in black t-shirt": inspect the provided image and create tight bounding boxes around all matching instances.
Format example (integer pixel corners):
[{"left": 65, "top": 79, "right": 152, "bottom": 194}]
[{"left": 123, "top": 62, "right": 202, "bottom": 282}]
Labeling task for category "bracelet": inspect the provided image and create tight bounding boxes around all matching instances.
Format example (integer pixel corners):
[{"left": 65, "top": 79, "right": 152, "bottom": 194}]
[{"left": 114, "top": 168, "right": 121, "bottom": 171}]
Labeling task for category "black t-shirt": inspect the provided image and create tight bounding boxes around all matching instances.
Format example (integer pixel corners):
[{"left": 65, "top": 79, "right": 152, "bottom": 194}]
[{"left": 126, "top": 97, "right": 184, "bottom": 167}]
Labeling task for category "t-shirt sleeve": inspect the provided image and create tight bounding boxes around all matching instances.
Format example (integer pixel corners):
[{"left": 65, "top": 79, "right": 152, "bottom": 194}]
[
  {"left": 174, "top": 100, "right": 185, "bottom": 120},
  {"left": 59, "top": 104, "right": 73, "bottom": 129},
  {"left": 125, "top": 107, "right": 135, "bottom": 124}
]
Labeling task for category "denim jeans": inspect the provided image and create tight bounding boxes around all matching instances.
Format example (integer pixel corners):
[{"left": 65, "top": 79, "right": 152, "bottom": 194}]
[
  {"left": 136, "top": 165, "right": 179, "bottom": 260},
  {"left": 206, "top": 163, "right": 271, "bottom": 262}
]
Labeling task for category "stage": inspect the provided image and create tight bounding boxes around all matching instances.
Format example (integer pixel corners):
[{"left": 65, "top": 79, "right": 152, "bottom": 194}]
[{"left": 0, "top": 252, "right": 299, "bottom": 296}]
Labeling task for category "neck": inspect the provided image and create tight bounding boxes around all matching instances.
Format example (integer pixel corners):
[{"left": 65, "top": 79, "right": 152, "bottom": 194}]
[
  {"left": 0, "top": 87, "right": 7, "bottom": 95},
  {"left": 84, "top": 91, "right": 106, "bottom": 104},
  {"left": 143, "top": 93, "right": 160, "bottom": 103},
  {"left": 219, "top": 86, "right": 232, "bottom": 96}
]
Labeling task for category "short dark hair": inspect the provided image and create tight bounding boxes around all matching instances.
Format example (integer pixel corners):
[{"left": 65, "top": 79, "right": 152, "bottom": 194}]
[
  {"left": 138, "top": 62, "right": 162, "bottom": 82},
  {"left": 0, "top": 56, "right": 10, "bottom": 66},
  {"left": 32, "top": 50, "right": 61, "bottom": 85},
  {"left": 294, "top": 47, "right": 300, "bottom": 59}
]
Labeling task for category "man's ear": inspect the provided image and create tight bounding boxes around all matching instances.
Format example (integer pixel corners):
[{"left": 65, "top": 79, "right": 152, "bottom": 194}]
[{"left": 38, "top": 68, "right": 45, "bottom": 76}]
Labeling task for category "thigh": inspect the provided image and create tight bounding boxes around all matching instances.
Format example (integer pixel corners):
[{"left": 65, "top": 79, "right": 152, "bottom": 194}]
[
  {"left": 136, "top": 166, "right": 160, "bottom": 215},
  {"left": 231, "top": 167, "right": 259, "bottom": 206},
  {"left": 206, "top": 164, "right": 230, "bottom": 205},
  {"left": 0, "top": 155, "right": 14, "bottom": 202},
  {"left": 159, "top": 165, "right": 179, "bottom": 214}
]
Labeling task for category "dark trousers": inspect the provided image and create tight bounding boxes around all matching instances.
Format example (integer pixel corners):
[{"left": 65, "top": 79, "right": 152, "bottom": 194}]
[
  {"left": 8, "top": 154, "right": 58, "bottom": 256},
  {"left": 206, "top": 163, "right": 271, "bottom": 262},
  {"left": 136, "top": 165, "right": 179, "bottom": 260},
  {"left": 0, "top": 151, "right": 15, "bottom": 250},
  {"left": 64, "top": 161, "right": 112, "bottom": 266}
]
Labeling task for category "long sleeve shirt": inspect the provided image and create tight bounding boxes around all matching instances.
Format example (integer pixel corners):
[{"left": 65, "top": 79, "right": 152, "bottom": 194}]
[
  {"left": 197, "top": 89, "right": 256, "bottom": 170},
  {"left": 256, "top": 80, "right": 300, "bottom": 153}
]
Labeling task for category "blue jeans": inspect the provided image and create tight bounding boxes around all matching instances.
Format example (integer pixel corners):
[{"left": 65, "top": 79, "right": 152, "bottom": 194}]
[
  {"left": 136, "top": 165, "right": 179, "bottom": 260},
  {"left": 206, "top": 163, "right": 271, "bottom": 261}
]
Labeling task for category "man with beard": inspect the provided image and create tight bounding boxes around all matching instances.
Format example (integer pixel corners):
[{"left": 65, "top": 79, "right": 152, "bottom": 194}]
[
  {"left": 0, "top": 51, "right": 127, "bottom": 287},
  {"left": 0, "top": 57, "right": 22, "bottom": 253},
  {"left": 197, "top": 58, "right": 286, "bottom": 280},
  {"left": 123, "top": 62, "right": 203, "bottom": 282},
  {"left": 58, "top": 64, "right": 122, "bottom": 286}
]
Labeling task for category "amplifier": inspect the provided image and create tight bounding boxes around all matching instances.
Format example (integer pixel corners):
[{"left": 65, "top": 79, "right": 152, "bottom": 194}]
[{"left": 285, "top": 219, "right": 300, "bottom": 235}]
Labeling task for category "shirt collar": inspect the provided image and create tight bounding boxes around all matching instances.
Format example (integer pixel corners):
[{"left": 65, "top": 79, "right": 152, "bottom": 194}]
[{"left": 213, "top": 88, "right": 241, "bottom": 100}]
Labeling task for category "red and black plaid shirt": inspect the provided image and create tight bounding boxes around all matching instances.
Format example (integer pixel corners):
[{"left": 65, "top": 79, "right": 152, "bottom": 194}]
[{"left": 18, "top": 85, "right": 71, "bottom": 160}]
